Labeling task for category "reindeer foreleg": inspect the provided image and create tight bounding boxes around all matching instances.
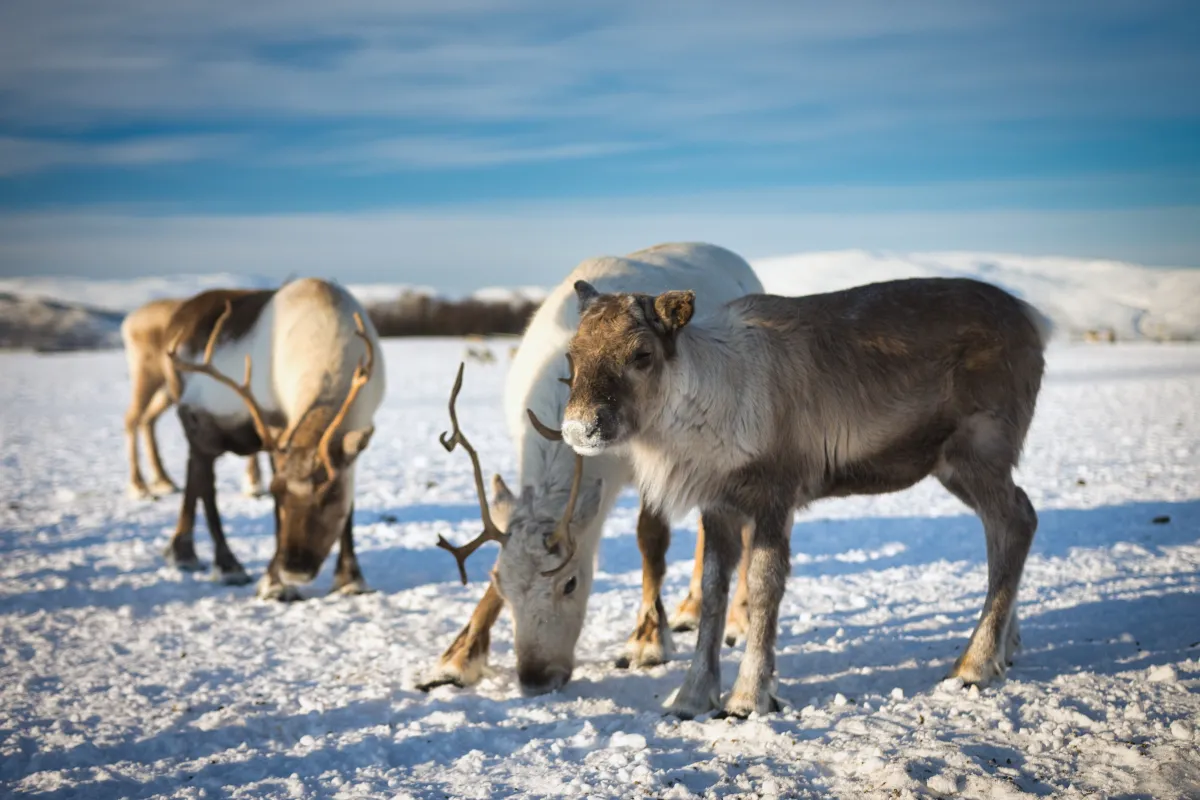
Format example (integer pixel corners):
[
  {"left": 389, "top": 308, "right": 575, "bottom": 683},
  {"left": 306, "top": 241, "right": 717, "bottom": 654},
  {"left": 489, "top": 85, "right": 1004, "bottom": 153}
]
[{"left": 417, "top": 583, "right": 504, "bottom": 690}]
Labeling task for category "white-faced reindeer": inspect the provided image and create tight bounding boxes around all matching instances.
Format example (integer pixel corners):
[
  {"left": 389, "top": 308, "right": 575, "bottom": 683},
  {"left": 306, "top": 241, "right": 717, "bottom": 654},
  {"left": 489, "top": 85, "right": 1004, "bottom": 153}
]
[
  {"left": 122, "top": 296, "right": 264, "bottom": 499},
  {"left": 162, "top": 280, "right": 385, "bottom": 600},
  {"left": 418, "top": 243, "right": 762, "bottom": 696},
  {"left": 561, "top": 277, "right": 1050, "bottom": 718}
]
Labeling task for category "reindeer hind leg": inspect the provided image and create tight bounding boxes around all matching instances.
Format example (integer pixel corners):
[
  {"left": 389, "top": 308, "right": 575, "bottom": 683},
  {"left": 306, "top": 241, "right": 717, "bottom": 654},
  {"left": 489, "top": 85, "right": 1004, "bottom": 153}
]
[
  {"left": 938, "top": 415, "right": 1037, "bottom": 688},
  {"left": 141, "top": 386, "right": 180, "bottom": 496}
]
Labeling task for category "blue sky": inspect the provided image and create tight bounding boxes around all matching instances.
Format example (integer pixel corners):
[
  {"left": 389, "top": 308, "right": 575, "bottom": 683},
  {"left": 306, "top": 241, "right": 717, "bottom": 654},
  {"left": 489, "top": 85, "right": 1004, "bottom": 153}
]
[{"left": 0, "top": 0, "right": 1197, "bottom": 290}]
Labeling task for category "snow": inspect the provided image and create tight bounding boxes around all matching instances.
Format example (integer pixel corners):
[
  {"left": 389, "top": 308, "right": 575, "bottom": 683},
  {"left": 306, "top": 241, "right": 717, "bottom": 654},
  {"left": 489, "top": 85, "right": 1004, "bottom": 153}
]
[
  {"left": 753, "top": 250, "right": 1200, "bottom": 342},
  {"left": 2, "top": 340, "right": 1199, "bottom": 799}
]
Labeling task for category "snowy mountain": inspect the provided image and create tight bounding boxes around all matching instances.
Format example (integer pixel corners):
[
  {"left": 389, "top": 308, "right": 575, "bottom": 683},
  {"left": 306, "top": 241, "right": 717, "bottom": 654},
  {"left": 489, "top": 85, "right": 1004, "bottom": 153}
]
[
  {"left": 752, "top": 251, "right": 1200, "bottom": 343},
  {"left": 0, "top": 250, "right": 1196, "bottom": 350},
  {"left": 0, "top": 292, "right": 124, "bottom": 351}
]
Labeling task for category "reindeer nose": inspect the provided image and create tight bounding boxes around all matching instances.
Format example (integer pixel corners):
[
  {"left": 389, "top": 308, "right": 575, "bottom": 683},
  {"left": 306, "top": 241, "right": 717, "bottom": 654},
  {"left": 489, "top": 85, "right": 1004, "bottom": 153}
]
[
  {"left": 517, "top": 662, "right": 573, "bottom": 696},
  {"left": 279, "top": 550, "right": 320, "bottom": 586},
  {"left": 561, "top": 418, "right": 595, "bottom": 449}
]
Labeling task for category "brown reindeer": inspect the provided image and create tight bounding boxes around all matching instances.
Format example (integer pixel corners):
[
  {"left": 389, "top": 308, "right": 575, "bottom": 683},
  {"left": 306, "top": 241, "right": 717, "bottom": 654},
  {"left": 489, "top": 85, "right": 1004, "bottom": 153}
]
[
  {"left": 163, "top": 280, "right": 385, "bottom": 599},
  {"left": 561, "top": 277, "right": 1050, "bottom": 718},
  {"left": 121, "top": 296, "right": 264, "bottom": 500}
]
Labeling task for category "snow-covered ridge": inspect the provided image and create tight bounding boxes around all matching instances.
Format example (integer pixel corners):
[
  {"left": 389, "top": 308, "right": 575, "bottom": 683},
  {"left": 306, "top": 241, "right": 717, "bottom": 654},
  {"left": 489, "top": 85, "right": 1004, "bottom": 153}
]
[
  {"left": 751, "top": 250, "right": 1200, "bottom": 343},
  {"left": 0, "top": 250, "right": 1196, "bottom": 350}
]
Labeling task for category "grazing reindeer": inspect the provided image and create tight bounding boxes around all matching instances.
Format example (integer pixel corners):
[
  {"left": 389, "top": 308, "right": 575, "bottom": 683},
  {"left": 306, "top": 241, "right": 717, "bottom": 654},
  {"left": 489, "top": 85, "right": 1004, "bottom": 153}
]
[
  {"left": 121, "top": 296, "right": 264, "bottom": 500},
  {"left": 464, "top": 344, "right": 497, "bottom": 364},
  {"left": 417, "top": 243, "right": 762, "bottom": 695},
  {"left": 163, "top": 280, "right": 385, "bottom": 600},
  {"left": 562, "top": 277, "right": 1051, "bottom": 718}
]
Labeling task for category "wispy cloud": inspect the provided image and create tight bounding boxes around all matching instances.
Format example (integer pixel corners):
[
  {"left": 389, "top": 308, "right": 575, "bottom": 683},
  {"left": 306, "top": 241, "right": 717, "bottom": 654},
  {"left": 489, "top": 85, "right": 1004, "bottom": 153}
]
[
  {"left": 0, "top": 0, "right": 1196, "bottom": 280},
  {"left": 0, "top": 135, "right": 243, "bottom": 176}
]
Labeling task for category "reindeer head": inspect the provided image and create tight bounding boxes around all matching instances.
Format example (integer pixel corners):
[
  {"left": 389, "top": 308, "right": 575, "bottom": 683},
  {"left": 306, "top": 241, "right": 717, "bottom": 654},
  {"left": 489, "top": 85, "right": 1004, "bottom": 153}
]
[
  {"left": 172, "top": 302, "right": 377, "bottom": 587},
  {"left": 436, "top": 364, "right": 603, "bottom": 696},
  {"left": 562, "top": 280, "right": 694, "bottom": 454}
]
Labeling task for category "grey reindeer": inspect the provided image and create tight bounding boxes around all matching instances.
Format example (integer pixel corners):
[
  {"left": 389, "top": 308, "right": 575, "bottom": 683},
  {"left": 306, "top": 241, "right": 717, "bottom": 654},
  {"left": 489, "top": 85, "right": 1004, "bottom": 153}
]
[{"left": 559, "top": 277, "right": 1051, "bottom": 718}]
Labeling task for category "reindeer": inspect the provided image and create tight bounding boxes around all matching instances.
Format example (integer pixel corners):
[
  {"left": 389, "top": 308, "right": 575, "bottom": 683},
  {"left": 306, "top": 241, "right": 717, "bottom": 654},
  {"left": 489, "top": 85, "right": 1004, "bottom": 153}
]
[
  {"left": 417, "top": 243, "right": 761, "bottom": 696},
  {"left": 464, "top": 344, "right": 497, "bottom": 364},
  {"left": 122, "top": 296, "right": 264, "bottom": 500},
  {"left": 561, "top": 277, "right": 1051, "bottom": 718},
  {"left": 162, "top": 279, "right": 385, "bottom": 600}
]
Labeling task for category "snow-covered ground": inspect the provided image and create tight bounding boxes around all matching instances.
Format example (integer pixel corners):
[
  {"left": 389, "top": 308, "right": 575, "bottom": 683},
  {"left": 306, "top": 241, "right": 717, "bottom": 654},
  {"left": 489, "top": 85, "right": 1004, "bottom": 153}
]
[{"left": 1, "top": 340, "right": 1198, "bottom": 799}]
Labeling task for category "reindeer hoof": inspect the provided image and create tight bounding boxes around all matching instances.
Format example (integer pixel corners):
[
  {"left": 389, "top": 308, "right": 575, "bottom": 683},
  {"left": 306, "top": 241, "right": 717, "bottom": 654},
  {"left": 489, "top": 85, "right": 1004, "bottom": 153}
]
[
  {"left": 256, "top": 576, "right": 303, "bottom": 602},
  {"left": 947, "top": 653, "right": 1007, "bottom": 689},
  {"left": 331, "top": 578, "right": 373, "bottom": 596},
  {"left": 669, "top": 599, "right": 701, "bottom": 632},
  {"left": 416, "top": 657, "right": 487, "bottom": 691},
  {"left": 664, "top": 685, "right": 721, "bottom": 720},
  {"left": 214, "top": 568, "right": 252, "bottom": 586},
  {"left": 149, "top": 480, "right": 180, "bottom": 496},
  {"left": 719, "top": 687, "right": 784, "bottom": 719},
  {"left": 127, "top": 484, "right": 153, "bottom": 501},
  {"left": 416, "top": 673, "right": 467, "bottom": 692},
  {"left": 164, "top": 548, "right": 206, "bottom": 572},
  {"left": 241, "top": 482, "right": 266, "bottom": 499}
]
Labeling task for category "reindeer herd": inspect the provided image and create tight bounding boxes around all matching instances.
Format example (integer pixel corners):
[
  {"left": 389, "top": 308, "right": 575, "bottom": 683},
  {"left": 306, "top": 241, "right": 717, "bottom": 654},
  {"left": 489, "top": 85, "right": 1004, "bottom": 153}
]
[{"left": 121, "top": 242, "right": 1050, "bottom": 719}]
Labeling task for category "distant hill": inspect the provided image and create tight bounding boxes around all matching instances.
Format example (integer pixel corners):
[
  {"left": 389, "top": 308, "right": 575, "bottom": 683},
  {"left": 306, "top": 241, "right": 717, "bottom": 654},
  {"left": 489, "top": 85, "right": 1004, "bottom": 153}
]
[
  {"left": 0, "top": 292, "right": 124, "bottom": 352},
  {"left": 1, "top": 251, "right": 1196, "bottom": 351},
  {"left": 753, "top": 250, "right": 1199, "bottom": 342}
]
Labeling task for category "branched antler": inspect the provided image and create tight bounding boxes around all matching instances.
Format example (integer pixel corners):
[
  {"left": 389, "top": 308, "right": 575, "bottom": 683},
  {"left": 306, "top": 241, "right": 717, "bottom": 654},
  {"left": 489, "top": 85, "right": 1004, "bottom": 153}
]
[
  {"left": 316, "top": 312, "right": 376, "bottom": 481},
  {"left": 436, "top": 363, "right": 509, "bottom": 584},
  {"left": 525, "top": 406, "right": 584, "bottom": 577},
  {"left": 170, "top": 300, "right": 278, "bottom": 450}
]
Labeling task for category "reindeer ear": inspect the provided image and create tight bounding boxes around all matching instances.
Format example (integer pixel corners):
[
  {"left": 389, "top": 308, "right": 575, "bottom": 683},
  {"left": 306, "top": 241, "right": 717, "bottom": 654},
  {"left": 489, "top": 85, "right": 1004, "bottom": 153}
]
[
  {"left": 491, "top": 473, "right": 515, "bottom": 506},
  {"left": 653, "top": 290, "right": 695, "bottom": 332},
  {"left": 574, "top": 280, "right": 601, "bottom": 314},
  {"left": 340, "top": 426, "right": 374, "bottom": 464}
]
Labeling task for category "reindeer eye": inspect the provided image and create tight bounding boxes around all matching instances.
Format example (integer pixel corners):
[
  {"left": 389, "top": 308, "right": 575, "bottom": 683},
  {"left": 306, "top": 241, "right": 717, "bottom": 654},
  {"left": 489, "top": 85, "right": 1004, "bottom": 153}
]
[
  {"left": 631, "top": 349, "right": 653, "bottom": 369},
  {"left": 563, "top": 576, "right": 577, "bottom": 596}
]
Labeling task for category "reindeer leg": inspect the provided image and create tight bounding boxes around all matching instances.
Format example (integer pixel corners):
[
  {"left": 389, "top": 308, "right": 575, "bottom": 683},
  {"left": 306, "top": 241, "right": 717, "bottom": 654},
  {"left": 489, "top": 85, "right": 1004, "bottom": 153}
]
[
  {"left": 724, "top": 522, "right": 754, "bottom": 647},
  {"left": 193, "top": 454, "right": 251, "bottom": 586},
  {"left": 125, "top": 373, "right": 157, "bottom": 500},
  {"left": 331, "top": 504, "right": 371, "bottom": 595},
  {"left": 665, "top": 509, "right": 741, "bottom": 719},
  {"left": 417, "top": 584, "right": 504, "bottom": 690},
  {"left": 242, "top": 454, "right": 265, "bottom": 498},
  {"left": 618, "top": 507, "right": 675, "bottom": 669},
  {"left": 164, "top": 451, "right": 206, "bottom": 571},
  {"left": 937, "top": 425, "right": 1036, "bottom": 687},
  {"left": 722, "top": 503, "right": 791, "bottom": 718},
  {"left": 669, "top": 518, "right": 706, "bottom": 631},
  {"left": 141, "top": 387, "right": 180, "bottom": 496}
]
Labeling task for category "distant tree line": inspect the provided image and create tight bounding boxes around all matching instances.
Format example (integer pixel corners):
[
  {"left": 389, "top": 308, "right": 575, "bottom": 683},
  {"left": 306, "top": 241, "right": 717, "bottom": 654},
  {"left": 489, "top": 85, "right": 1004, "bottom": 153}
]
[{"left": 362, "top": 291, "right": 541, "bottom": 337}]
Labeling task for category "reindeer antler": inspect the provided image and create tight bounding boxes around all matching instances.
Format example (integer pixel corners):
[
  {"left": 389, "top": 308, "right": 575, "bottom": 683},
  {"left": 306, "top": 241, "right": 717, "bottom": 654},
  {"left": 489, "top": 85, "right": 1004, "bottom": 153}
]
[
  {"left": 558, "top": 352, "right": 575, "bottom": 386},
  {"left": 525, "top": 407, "right": 584, "bottom": 577},
  {"left": 436, "top": 363, "right": 509, "bottom": 584},
  {"left": 170, "top": 300, "right": 278, "bottom": 451},
  {"left": 315, "top": 312, "right": 376, "bottom": 481}
]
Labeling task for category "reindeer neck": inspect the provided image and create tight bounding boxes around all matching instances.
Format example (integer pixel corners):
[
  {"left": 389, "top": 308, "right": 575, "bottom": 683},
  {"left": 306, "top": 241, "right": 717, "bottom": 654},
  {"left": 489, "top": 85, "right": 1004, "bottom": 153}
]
[{"left": 633, "top": 308, "right": 771, "bottom": 516}]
